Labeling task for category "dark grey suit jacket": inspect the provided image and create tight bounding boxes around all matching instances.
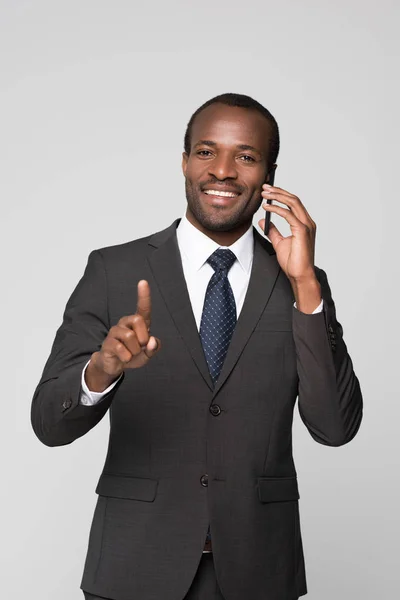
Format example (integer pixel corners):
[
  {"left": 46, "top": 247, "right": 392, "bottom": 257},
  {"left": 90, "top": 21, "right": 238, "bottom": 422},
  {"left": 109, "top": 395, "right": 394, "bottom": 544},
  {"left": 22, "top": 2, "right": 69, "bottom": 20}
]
[{"left": 31, "top": 219, "right": 363, "bottom": 600}]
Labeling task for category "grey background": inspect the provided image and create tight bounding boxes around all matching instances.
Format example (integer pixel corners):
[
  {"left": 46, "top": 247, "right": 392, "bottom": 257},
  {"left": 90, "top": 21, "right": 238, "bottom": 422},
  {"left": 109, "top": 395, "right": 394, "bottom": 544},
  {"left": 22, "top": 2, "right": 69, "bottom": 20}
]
[{"left": 3, "top": 0, "right": 399, "bottom": 598}]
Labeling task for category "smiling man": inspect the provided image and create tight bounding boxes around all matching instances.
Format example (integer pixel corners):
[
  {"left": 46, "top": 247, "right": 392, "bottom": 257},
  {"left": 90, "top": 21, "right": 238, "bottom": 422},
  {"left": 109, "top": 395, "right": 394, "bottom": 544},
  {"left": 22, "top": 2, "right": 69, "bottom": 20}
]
[
  {"left": 31, "top": 93, "right": 363, "bottom": 600},
  {"left": 183, "top": 101, "right": 274, "bottom": 241}
]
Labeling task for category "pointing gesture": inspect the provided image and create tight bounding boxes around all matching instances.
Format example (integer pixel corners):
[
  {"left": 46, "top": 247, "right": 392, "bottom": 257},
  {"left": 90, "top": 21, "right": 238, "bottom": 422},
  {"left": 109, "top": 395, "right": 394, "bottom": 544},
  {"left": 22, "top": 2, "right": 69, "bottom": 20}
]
[
  {"left": 136, "top": 279, "right": 152, "bottom": 330},
  {"left": 85, "top": 280, "right": 161, "bottom": 391}
]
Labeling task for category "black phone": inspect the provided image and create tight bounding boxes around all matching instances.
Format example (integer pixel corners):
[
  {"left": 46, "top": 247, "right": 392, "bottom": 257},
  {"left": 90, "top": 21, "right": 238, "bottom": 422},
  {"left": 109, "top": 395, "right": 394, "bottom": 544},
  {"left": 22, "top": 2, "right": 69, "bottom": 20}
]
[{"left": 263, "top": 170, "right": 275, "bottom": 236}]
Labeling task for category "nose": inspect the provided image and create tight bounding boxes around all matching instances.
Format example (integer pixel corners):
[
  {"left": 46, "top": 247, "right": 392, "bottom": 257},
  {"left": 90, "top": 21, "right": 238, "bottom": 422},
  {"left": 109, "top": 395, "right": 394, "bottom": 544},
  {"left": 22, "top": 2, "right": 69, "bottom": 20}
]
[{"left": 208, "top": 152, "right": 238, "bottom": 180}]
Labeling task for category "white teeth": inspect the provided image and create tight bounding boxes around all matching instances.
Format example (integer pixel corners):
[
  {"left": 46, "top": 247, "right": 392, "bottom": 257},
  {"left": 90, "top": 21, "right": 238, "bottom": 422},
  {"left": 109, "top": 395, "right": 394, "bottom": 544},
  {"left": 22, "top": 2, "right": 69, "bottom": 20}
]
[{"left": 204, "top": 190, "right": 238, "bottom": 197}]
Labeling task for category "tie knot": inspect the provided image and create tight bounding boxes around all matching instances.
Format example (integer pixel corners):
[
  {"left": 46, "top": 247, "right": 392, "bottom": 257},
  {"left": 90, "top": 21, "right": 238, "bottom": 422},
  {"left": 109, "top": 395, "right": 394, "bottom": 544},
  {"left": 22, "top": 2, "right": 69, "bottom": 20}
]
[{"left": 207, "top": 248, "right": 236, "bottom": 273}]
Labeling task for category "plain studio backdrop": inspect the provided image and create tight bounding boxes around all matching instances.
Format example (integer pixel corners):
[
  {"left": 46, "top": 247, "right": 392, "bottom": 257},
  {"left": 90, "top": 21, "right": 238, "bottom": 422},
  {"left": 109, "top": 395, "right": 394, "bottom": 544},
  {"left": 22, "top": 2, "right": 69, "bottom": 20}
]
[{"left": 2, "top": 1, "right": 398, "bottom": 598}]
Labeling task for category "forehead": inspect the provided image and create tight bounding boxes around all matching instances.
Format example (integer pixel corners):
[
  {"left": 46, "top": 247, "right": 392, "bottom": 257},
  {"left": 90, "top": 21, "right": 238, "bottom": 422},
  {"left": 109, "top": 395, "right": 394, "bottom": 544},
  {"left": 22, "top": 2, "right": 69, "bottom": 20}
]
[{"left": 190, "top": 103, "right": 271, "bottom": 152}]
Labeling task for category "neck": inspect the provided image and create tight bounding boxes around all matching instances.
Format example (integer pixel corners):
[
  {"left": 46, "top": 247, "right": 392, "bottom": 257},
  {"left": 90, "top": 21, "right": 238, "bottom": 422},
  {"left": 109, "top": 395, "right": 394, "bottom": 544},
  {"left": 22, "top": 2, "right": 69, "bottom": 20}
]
[{"left": 185, "top": 209, "right": 251, "bottom": 246}]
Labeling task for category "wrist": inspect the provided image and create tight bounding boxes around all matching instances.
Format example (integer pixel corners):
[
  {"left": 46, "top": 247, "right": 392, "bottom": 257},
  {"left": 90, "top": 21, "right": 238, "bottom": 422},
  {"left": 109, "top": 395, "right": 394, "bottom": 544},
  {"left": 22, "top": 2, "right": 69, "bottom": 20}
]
[
  {"left": 85, "top": 352, "right": 119, "bottom": 392},
  {"left": 291, "top": 275, "right": 322, "bottom": 314}
]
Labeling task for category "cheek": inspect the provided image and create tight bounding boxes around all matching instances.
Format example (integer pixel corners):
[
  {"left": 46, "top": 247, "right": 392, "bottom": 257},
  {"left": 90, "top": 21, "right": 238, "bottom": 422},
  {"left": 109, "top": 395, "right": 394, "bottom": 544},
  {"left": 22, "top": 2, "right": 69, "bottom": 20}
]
[
  {"left": 184, "top": 164, "right": 199, "bottom": 183},
  {"left": 247, "top": 189, "right": 263, "bottom": 209},
  {"left": 241, "top": 170, "right": 265, "bottom": 192}
]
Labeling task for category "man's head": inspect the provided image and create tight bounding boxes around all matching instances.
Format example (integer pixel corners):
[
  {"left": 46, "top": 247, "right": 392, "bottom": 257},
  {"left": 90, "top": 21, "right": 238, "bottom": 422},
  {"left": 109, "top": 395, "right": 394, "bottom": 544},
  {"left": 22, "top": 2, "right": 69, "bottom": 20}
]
[{"left": 182, "top": 93, "right": 279, "bottom": 241}]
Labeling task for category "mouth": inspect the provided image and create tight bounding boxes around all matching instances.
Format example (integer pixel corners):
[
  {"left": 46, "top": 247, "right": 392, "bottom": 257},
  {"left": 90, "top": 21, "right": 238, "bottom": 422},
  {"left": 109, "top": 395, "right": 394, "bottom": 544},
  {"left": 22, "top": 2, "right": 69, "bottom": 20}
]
[{"left": 201, "top": 189, "right": 241, "bottom": 206}]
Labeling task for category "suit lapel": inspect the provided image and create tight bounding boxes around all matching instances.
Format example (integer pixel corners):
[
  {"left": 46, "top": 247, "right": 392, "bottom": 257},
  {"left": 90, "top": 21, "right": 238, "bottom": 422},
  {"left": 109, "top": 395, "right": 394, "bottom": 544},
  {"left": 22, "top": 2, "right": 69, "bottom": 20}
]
[
  {"left": 147, "top": 219, "right": 214, "bottom": 391},
  {"left": 146, "top": 219, "right": 281, "bottom": 397}
]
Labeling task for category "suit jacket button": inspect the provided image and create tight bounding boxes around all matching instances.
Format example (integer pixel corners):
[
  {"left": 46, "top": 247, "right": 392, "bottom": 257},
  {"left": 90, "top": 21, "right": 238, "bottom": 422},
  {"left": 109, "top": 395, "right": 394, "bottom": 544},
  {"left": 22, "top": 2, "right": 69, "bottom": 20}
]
[
  {"left": 209, "top": 404, "right": 221, "bottom": 416},
  {"left": 200, "top": 474, "right": 209, "bottom": 487},
  {"left": 328, "top": 324, "right": 334, "bottom": 333},
  {"left": 62, "top": 399, "right": 72, "bottom": 410}
]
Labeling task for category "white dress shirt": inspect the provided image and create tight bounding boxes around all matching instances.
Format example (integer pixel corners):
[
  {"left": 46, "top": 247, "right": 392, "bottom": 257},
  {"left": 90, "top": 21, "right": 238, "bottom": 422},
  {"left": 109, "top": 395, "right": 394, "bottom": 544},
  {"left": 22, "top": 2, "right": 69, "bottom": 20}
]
[{"left": 80, "top": 215, "right": 323, "bottom": 405}]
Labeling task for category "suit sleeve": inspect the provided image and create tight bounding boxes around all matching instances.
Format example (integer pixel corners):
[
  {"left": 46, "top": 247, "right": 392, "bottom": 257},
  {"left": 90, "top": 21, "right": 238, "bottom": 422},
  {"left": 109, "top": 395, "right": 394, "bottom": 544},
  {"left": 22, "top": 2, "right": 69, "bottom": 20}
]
[
  {"left": 31, "top": 250, "right": 125, "bottom": 447},
  {"left": 292, "top": 267, "right": 363, "bottom": 446}
]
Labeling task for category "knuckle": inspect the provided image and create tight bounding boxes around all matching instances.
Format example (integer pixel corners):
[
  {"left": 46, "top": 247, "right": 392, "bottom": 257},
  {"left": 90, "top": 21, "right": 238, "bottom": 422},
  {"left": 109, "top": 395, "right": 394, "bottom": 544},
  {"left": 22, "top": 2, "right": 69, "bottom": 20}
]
[
  {"left": 124, "top": 329, "right": 136, "bottom": 342},
  {"left": 131, "top": 314, "right": 143, "bottom": 327},
  {"left": 118, "top": 314, "right": 136, "bottom": 326},
  {"left": 115, "top": 341, "right": 125, "bottom": 353}
]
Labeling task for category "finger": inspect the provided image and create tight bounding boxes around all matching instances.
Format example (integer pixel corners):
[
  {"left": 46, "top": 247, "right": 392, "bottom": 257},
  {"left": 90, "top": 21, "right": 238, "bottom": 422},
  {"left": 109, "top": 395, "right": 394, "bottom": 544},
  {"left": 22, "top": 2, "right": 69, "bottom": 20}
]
[
  {"left": 262, "top": 201, "right": 309, "bottom": 232},
  {"left": 143, "top": 336, "right": 161, "bottom": 359},
  {"left": 258, "top": 218, "right": 284, "bottom": 245},
  {"left": 103, "top": 336, "right": 138, "bottom": 364},
  {"left": 136, "top": 280, "right": 151, "bottom": 328},
  {"left": 262, "top": 184, "right": 297, "bottom": 198},
  {"left": 115, "top": 316, "right": 150, "bottom": 348},
  {"left": 108, "top": 324, "right": 144, "bottom": 359},
  {"left": 261, "top": 189, "right": 315, "bottom": 228}
]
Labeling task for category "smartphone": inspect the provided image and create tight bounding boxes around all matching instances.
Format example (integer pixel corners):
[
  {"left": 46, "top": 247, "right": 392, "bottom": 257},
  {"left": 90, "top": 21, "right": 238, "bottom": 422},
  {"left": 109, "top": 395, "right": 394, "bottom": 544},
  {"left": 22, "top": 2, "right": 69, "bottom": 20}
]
[{"left": 263, "top": 170, "right": 275, "bottom": 236}]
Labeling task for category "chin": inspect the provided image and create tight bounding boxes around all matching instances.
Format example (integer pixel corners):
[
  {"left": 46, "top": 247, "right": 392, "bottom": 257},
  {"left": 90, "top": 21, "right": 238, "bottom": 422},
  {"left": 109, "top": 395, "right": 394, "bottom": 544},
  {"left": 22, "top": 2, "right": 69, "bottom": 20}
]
[
  {"left": 186, "top": 191, "right": 254, "bottom": 233},
  {"left": 197, "top": 210, "right": 247, "bottom": 232}
]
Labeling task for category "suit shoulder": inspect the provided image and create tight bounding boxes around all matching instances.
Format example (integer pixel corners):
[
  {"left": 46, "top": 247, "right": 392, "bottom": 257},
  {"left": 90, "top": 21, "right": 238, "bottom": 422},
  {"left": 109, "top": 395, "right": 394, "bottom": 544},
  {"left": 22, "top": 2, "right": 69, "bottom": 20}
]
[
  {"left": 93, "top": 232, "right": 152, "bottom": 259},
  {"left": 313, "top": 265, "right": 327, "bottom": 282},
  {"left": 88, "top": 219, "right": 180, "bottom": 264}
]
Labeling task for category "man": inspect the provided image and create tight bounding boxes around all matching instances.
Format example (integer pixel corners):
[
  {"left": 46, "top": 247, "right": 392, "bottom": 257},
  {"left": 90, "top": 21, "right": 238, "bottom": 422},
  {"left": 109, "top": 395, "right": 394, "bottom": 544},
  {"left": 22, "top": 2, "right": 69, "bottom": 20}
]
[{"left": 31, "top": 93, "right": 363, "bottom": 600}]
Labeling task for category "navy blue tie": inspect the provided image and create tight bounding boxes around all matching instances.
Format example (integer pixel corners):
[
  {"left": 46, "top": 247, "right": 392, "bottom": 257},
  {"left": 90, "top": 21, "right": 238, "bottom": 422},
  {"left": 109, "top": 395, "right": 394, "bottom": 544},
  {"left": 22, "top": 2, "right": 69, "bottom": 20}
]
[
  {"left": 199, "top": 248, "right": 237, "bottom": 548},
  {"left": 200, "top": 248, "right": 237, "bottom": 385}
]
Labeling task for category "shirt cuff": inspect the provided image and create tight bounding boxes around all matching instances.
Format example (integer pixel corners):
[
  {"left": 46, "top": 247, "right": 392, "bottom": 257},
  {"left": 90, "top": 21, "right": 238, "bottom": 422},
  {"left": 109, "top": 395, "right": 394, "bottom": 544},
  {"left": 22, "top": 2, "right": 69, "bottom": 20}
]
[
  {"left": 293, "top": 298, "right": 323, "bottom": 314},
  {"left": 80, "top": 359, "right": 123, "bottom": 406}
]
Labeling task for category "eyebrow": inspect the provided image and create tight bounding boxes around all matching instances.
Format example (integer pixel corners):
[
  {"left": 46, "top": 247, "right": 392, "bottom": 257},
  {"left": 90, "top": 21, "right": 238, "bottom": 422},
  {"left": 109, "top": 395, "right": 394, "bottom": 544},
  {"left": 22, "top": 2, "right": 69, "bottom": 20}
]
[{"left": 193, "top": 140, "right": 262, "bottom": 157}]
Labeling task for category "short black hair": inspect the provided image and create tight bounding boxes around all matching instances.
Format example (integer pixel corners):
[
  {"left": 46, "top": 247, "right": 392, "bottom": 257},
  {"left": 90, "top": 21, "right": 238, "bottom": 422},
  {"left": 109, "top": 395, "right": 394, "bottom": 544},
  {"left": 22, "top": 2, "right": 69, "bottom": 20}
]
[{"left": 183, "top": 93, "right": 280, "bottom": 171}]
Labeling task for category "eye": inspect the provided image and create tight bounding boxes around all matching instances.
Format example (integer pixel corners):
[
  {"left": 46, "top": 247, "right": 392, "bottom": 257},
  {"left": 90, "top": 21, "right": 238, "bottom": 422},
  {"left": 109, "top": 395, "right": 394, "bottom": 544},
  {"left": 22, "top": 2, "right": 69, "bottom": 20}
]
[
  {"left": 240, "top": 155, "right": 255, "bottom": 162},
  {"left": 197, "top": 150, "right": 213, "bottom": 157}
]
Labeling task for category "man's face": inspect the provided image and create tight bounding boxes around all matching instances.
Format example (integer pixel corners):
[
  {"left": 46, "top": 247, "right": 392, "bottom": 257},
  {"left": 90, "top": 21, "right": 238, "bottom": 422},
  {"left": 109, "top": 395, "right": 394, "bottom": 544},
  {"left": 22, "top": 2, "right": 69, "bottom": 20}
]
[{"left": 182, "top": 103, "right": 275, "bottom": 233}]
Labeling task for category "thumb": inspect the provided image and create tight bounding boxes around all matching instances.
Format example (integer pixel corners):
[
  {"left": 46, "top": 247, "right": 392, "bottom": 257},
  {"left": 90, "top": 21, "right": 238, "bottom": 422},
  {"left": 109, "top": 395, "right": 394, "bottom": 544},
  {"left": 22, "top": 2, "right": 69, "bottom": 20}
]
[{"left": 143, "top": 336, "right": 161, "bottom": 359}]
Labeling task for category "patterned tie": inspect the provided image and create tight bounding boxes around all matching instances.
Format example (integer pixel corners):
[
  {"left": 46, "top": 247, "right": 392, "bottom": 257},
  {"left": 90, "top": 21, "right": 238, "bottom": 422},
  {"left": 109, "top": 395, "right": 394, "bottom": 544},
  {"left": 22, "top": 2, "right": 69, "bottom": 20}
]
[
  {"left": 199, "top": 248, "right": 237, "bottom": 549},
  {"left": 200, "top": 248, "right": 237, "bottom": 386}
]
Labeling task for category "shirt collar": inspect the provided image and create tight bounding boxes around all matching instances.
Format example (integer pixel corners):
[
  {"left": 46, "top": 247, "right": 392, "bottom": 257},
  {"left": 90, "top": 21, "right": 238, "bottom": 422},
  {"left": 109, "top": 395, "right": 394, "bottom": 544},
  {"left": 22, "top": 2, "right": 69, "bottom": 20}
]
[{"left": 176, "top": 214, "right": 254, "bottom": 273}]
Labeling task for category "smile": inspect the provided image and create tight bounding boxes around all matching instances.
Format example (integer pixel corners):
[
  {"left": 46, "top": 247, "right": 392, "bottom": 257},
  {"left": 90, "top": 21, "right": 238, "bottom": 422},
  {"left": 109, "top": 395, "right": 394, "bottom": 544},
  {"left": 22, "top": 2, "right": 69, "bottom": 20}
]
[{"left": 203, "top": 190, "right": 239, "bottom": 198}]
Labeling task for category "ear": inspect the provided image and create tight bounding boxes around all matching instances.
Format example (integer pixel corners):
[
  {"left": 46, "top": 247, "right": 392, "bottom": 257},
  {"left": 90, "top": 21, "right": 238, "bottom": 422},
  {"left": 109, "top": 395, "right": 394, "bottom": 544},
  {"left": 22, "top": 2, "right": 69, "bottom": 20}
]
[{"left": 182, "top": 152, "right": 189, "bottom": 176}]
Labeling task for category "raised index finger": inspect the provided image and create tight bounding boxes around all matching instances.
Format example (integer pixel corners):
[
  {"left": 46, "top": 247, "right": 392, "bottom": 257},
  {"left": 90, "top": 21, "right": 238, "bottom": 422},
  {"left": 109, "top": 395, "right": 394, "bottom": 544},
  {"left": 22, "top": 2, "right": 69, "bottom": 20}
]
[{"left": 136, "top": 280, "right": 151, "bottom": 328}]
